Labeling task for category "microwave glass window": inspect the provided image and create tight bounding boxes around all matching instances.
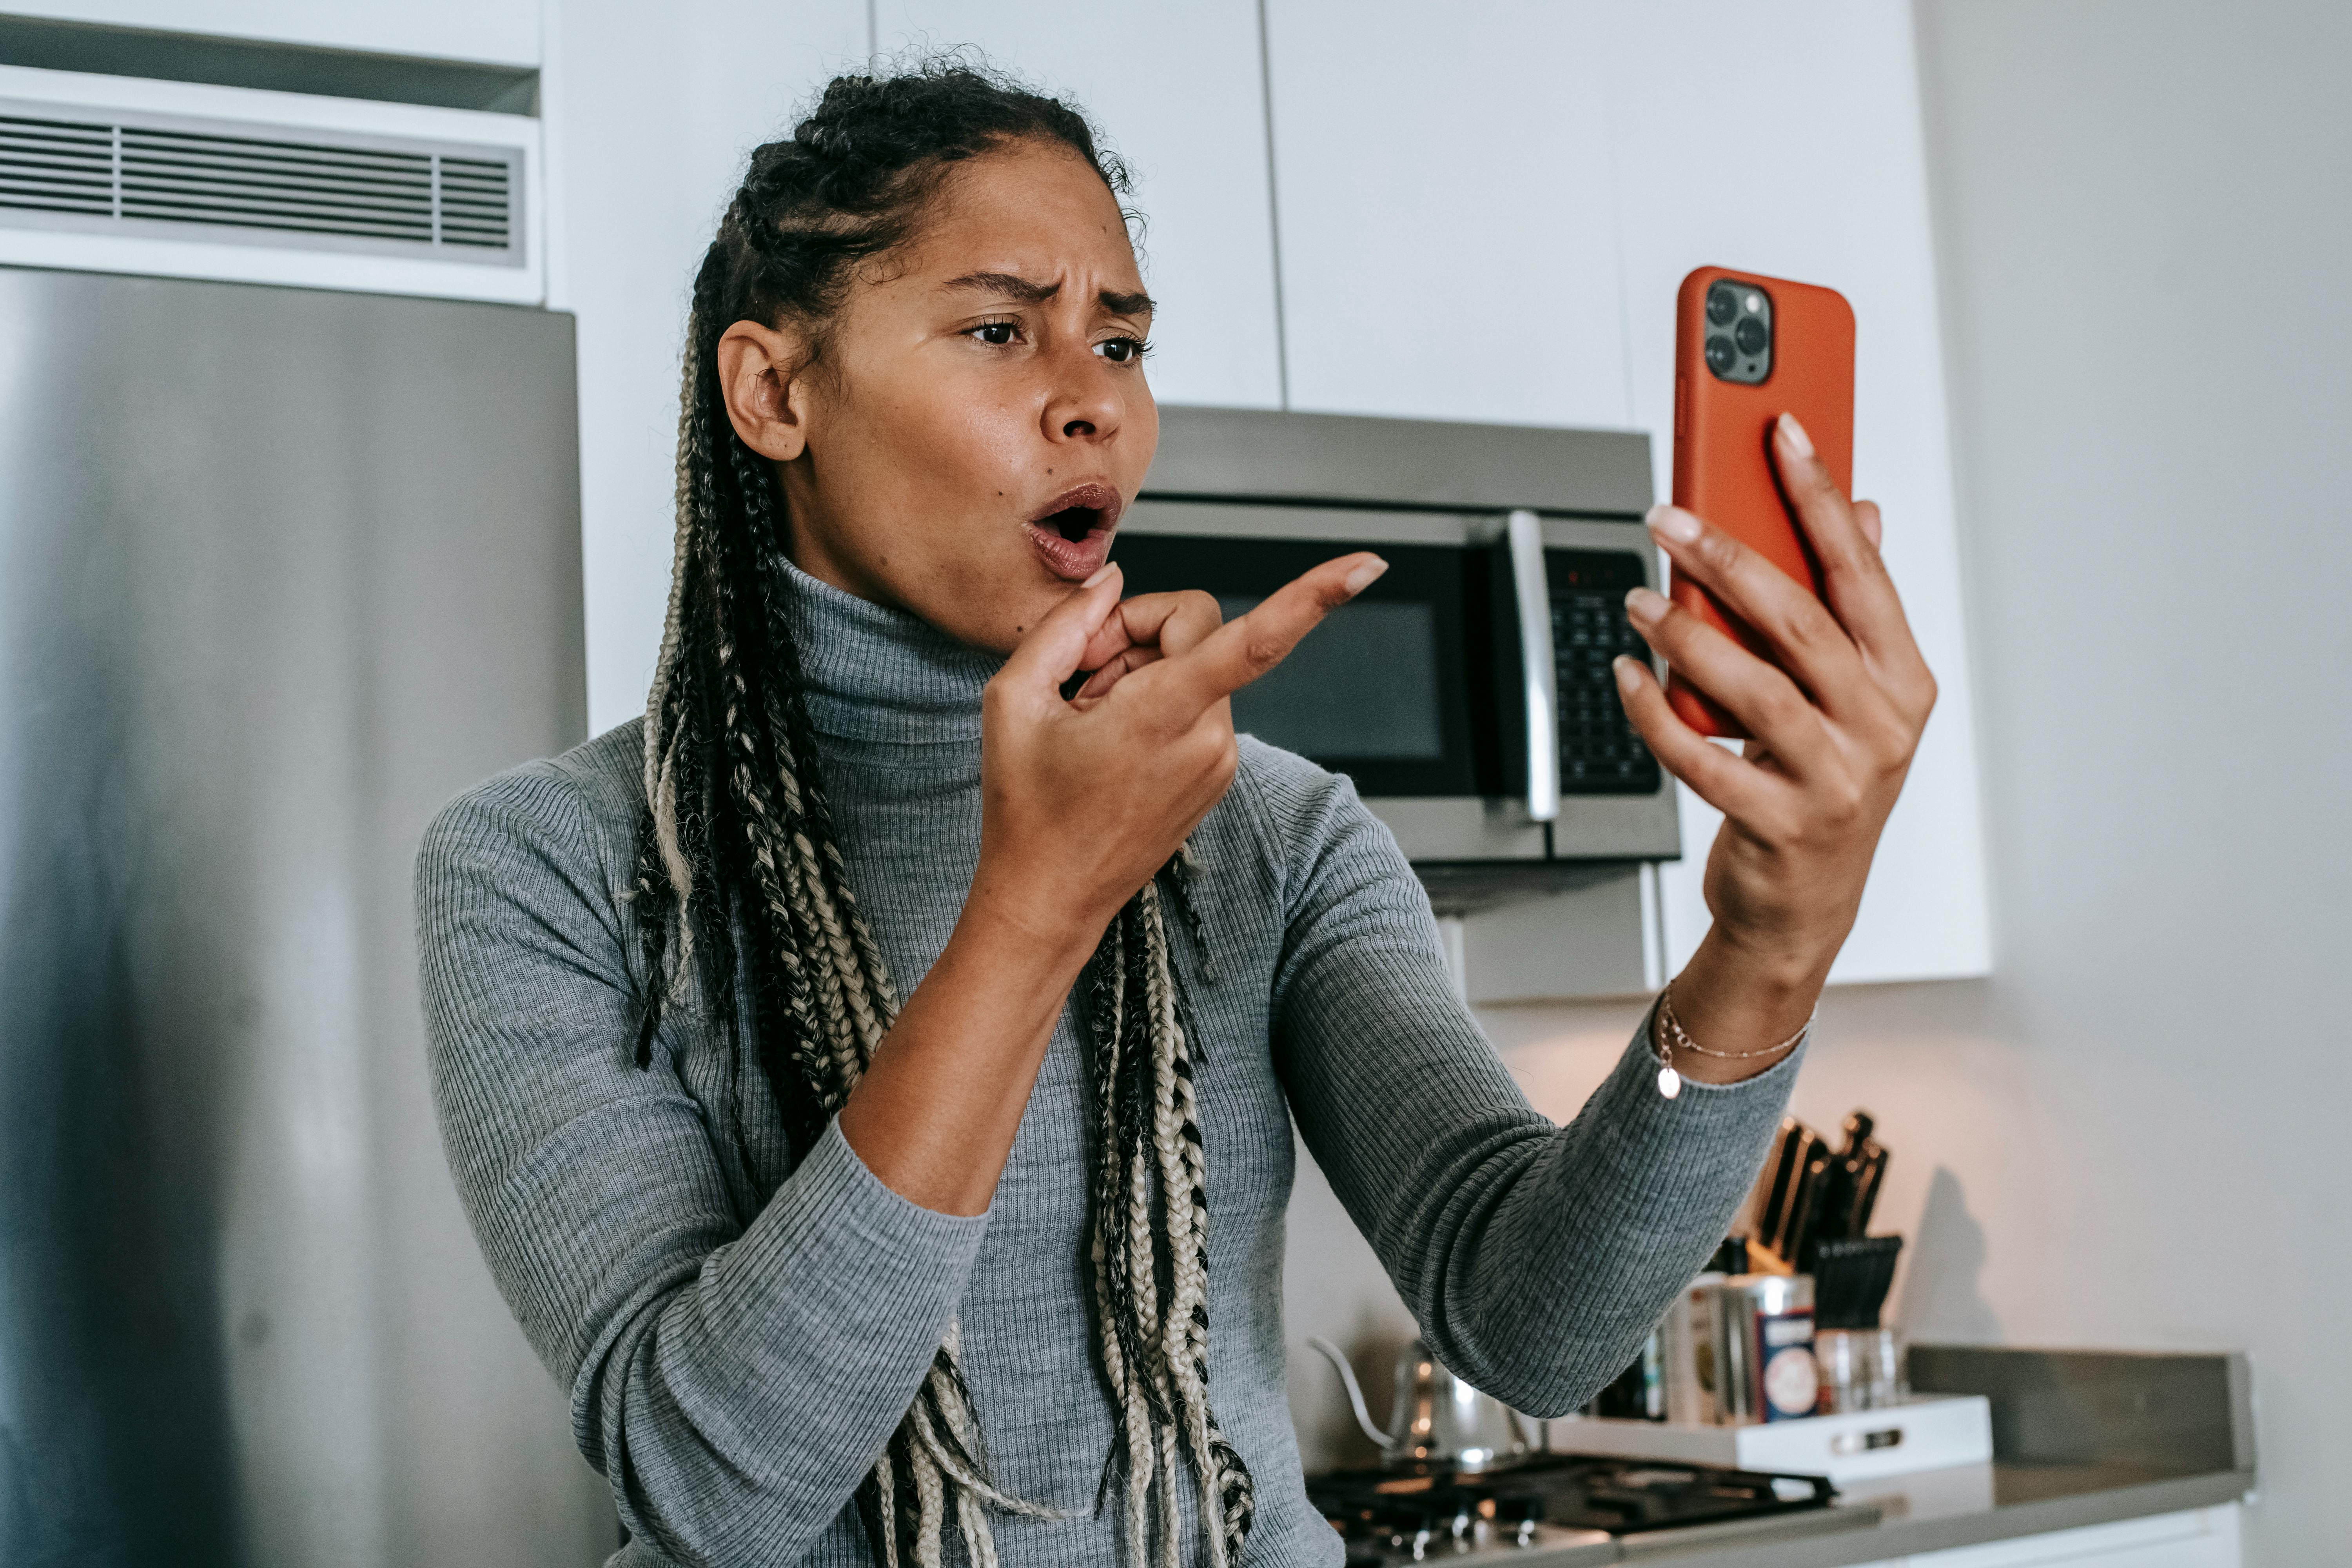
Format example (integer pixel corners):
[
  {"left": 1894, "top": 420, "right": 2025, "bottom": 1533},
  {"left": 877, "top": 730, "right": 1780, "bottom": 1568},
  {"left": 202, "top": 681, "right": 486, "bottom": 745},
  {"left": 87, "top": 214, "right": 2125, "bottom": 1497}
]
[{"left": 1216, "top": 596, "right": 1444, "bottom": 760}]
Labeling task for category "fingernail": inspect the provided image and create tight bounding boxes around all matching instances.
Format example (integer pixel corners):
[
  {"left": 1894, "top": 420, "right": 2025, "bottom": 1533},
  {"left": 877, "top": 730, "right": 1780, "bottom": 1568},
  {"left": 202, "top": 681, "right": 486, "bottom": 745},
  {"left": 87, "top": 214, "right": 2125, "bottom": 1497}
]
[
  {"left": 1645, "top": 505, "right": 1701, "bottom": 546},
  {"left": 1613, "top": 654, "right": 1644, "bottom": 692},
  {"left": 1342, "top": 555, "right": 1389, "bottom": 595},
  {"left": 1777, "top": 413, "right": 1814, "bottom": 457},
  {"left": 1083, "top": 562, "right": 1119, "bottom": 588},
  {"left": 1624, "top": 586, "right": 1668, "bottom": 625}
]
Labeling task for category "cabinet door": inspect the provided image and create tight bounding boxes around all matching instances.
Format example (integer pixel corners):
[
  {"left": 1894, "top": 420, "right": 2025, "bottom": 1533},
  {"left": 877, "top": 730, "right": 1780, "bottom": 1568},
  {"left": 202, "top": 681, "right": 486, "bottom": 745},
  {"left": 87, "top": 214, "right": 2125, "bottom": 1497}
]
[
  {"left": 877, "top": 0, "right": 1286, "bottom": 408},
  {"left": 1592, "top": 0, "right": 1993, "bottom": 984},
  {"left": 1910, "top": 1503, "right": 2242, "bottom": 1566},
  {"left": 9, "top": 0, "right": 540, "bottom": 65},
  {"left": 549, "top": 0, "right": 869, "bottom": 732},
  {"left": 1265, "top": 0, "right": 1989, "bottom": 984},
  {"left": 1262, "top": 0, "right": 1631, "bottom": 428}
]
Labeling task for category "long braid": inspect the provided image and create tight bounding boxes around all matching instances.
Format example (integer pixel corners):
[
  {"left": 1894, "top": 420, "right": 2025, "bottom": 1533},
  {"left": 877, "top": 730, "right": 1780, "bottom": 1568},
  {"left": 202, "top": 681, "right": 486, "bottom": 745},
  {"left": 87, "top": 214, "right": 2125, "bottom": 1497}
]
[{"left": 632, "top": 60, "right": 1251, "bottom": 1568}]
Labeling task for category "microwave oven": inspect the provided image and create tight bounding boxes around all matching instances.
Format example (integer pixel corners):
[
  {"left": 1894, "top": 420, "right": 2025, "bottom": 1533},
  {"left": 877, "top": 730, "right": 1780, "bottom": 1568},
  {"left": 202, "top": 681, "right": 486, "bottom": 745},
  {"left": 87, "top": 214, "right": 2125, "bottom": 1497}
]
[{"left": 1124, "top": 407, "right": 1679, "bottom": 912}]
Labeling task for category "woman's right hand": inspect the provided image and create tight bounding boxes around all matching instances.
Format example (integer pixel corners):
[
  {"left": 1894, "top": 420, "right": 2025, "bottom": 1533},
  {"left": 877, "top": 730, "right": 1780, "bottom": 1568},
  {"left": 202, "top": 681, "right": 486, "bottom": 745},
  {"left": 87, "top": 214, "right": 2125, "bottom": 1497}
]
[
  {"left": 844, "top": 552, "right": 1383, "bottom": 1212},
  {"left": 971, "top": 553, "right": 1387, "bottom": 948}
]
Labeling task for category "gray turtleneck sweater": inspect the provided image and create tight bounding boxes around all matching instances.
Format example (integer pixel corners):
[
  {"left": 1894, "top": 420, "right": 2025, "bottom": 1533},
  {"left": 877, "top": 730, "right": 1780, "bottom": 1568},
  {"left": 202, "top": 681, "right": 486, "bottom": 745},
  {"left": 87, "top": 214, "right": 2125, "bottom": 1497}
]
[{"left": 414, "top": 562, "right": 1800, "bottom": 1568}]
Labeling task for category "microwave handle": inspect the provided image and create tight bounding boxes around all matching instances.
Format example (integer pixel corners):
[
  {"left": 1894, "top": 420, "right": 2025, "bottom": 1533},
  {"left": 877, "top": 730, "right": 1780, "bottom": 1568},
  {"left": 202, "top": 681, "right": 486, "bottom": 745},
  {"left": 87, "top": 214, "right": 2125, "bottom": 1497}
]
[{"left": 1505, "top": 510, "right": 1559, "bottom": 823}]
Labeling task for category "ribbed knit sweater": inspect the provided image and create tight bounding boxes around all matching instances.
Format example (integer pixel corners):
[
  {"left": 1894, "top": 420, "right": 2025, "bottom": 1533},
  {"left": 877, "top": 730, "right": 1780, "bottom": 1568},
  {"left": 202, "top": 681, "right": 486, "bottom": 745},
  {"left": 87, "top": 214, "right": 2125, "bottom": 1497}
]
[{"left": 413, "top": 560, "right": 1801, "bottom": 1567}]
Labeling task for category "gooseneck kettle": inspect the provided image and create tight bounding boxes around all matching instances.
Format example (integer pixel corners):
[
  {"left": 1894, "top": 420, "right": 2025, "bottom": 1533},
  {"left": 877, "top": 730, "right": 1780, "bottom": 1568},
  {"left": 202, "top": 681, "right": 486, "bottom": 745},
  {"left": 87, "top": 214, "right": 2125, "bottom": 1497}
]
[{"left": 1305, "top": 1335, "right": 1541, "bottom": 1472}]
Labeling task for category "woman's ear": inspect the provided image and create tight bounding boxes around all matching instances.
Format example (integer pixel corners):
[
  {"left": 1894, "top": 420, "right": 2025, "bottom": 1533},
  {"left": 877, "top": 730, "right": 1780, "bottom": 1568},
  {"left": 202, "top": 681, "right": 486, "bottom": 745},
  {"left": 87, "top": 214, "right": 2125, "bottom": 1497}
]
[{"left": 716, "top": 319, "right": 815, "bottom": 461}]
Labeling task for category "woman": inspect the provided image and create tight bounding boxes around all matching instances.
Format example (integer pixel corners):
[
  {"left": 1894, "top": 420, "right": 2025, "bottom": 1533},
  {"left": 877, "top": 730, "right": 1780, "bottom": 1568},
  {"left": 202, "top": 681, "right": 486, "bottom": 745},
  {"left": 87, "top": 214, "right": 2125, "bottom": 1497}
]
[{"left": 416, "top": 64, "right": 1933, "bottom": 1568}]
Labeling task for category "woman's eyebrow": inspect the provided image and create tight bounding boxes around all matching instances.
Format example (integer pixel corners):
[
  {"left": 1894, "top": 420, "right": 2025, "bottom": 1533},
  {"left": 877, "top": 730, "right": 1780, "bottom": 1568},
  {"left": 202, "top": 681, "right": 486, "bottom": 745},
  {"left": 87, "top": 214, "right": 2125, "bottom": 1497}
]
[{"left": 944, "top": 271, "right": 1155, "bottom": 317}]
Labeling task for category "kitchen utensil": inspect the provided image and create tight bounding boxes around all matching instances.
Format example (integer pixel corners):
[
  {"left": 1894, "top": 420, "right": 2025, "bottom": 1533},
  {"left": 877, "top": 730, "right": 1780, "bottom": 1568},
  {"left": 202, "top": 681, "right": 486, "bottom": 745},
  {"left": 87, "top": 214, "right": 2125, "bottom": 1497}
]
[
  {"left": 1805, "top": 1112, "right": 1891, "bottom": 1262},
  {"left": 1815, "top": 1328, "right": 1907, "bottom": 1414},
  {"left": 1711, "top": 1275, "right": 1818, "bottom": 1424},
  {"left": 1748, "top": 1109, "right": 1894, "bottom": 1271},
  {"left": 1753, "top": 1120, "right": 1829, "bottom": 1261},
  {"left": 1811, "top": 1234, "right": 1903, "bottom": 1330},
  {"left": 1840, "top": 1111, "right": 1891, "bottom": 1234},
  {"left": 1782, "top": 1147, "right": 1835, "bottom": 1266},
  {"left": 1306, "top": 1336, "right": 1537, "bottom": 1471}
]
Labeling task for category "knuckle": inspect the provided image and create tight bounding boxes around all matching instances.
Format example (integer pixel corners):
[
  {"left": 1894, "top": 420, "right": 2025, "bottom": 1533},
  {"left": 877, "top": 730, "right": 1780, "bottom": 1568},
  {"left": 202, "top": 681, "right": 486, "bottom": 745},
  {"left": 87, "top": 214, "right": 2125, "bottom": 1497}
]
[
  {"left": 1753, "top": 681, "right": 1810, "bottom": 733},
  {"left": 1244, "top": 629, "right": 1285, "bottom": 674},
  {"left": 1775, "top": 601, "right": 1837, "bottom": 664},
  {"left": 1697, "top": 528, "right": 1744, "bottom": 573},
  {"left": 1820, "top": 775, "right": 1867, "bottom": 829},
  {"left": 1181, "top": 588, "right": 1223, "bottom": 625}
]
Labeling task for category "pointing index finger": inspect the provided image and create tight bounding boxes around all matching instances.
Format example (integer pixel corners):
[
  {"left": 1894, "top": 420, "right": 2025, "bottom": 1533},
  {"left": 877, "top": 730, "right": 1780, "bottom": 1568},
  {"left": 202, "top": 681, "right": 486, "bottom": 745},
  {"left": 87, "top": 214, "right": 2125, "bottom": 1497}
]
[{"left": 1158, "top": 552, "right": 1387, "bottom": 710}]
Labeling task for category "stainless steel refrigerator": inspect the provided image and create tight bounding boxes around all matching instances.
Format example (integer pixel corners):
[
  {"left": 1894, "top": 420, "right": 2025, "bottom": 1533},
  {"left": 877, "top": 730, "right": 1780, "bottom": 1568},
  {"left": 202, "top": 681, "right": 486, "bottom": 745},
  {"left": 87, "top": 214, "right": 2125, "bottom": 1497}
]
[{"left": 0, "top": 266, "right": 614, "bottom": 1566}]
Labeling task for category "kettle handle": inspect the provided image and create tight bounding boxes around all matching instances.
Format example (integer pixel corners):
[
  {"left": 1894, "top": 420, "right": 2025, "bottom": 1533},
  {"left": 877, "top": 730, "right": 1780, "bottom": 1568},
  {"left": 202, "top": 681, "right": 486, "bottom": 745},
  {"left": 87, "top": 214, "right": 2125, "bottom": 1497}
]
[{"left": 1304, "top": 1335, "right": 1394, "bottom": 1453}]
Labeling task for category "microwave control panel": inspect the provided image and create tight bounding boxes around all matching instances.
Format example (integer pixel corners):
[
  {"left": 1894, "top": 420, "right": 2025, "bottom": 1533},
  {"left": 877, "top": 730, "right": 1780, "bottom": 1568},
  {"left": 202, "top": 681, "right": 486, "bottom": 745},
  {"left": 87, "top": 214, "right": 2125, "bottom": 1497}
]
[{"left": 1546, "top": 549, "right": 1663, "bottom": 796}]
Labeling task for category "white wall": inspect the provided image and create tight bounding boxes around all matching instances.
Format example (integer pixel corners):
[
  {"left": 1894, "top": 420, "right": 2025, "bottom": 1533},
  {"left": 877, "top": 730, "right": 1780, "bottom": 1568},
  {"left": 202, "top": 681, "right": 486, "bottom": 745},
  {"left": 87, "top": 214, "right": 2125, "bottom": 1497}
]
[{"left": 1458, "top": 5, "right": 2352, "bottom": 1561}]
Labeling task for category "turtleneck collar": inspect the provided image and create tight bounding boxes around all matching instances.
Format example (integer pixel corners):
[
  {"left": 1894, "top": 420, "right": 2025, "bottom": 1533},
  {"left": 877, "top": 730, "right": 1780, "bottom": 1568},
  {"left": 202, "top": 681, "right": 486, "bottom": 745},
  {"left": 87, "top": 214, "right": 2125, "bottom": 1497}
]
[{"left": 779, "top": 555, "right": 1003, "bottom": 746}]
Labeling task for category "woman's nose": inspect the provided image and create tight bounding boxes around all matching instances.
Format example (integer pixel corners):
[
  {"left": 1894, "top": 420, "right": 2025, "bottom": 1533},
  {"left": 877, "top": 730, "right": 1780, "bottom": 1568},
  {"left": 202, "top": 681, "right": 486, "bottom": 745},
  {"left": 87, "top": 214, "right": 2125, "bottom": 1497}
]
[{"left": 1043, "top": 347, "right": 1125, "bottom": 445}]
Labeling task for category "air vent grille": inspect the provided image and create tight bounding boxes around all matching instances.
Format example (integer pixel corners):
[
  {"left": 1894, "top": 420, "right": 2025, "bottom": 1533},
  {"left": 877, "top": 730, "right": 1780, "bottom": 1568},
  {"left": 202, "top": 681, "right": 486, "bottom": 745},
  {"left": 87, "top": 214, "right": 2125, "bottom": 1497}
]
[{"left": 0, "top": 101, "right": 521, "bottom": 265}]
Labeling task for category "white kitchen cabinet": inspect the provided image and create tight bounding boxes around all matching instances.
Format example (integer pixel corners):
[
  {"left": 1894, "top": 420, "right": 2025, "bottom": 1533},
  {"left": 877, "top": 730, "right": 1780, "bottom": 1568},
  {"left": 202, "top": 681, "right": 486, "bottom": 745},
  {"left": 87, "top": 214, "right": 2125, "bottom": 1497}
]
[
  {"left": 873, "top": 0, "right": 1285, "bottom": 410},
  {"left": 1262, "top": 1, "right": 1991, "bottom": 987},
  {"left": 1587, "top": 1, "right": 1991, "bottom": 985},
  {"left": 1853, "top": 1503, "right": 2242, "bottom": 1567},
  {"left": 547, "top": 0, "right": 869, "bottom": 732},
  {"left": 4, "top": 1, "right": 541, "bottom": 66},
  {"left": 1260, "top": 0, "right": 1632, "bottom": 429}
]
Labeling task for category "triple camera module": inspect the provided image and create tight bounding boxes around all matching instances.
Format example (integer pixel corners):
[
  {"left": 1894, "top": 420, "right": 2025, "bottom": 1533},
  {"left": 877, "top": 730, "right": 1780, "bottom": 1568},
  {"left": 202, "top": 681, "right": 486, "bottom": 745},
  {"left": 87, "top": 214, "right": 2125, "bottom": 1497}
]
[{"left": 1703, "top": 279, "right": 1773, "bottom": 385}]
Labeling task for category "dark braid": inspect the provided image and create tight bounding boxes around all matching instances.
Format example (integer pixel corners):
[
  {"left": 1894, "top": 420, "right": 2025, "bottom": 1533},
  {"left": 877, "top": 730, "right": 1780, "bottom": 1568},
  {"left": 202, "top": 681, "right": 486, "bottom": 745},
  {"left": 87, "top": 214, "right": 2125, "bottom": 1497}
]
[{"left": 632, "top": 59, "right": 1251, "bottom": 1568}]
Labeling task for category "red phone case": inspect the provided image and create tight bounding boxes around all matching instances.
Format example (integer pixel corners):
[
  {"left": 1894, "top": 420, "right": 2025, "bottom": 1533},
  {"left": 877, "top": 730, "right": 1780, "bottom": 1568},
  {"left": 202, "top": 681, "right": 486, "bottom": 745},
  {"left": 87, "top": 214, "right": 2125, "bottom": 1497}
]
[{"left": 1668, "top": 266, "right": 1855, "bottom": 739}]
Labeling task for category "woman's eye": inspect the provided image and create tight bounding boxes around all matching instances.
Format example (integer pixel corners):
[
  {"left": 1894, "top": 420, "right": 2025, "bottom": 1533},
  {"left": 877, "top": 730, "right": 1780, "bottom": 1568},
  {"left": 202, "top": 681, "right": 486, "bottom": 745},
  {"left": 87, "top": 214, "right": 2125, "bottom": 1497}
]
[
  {"left": 971, "top": 321, "right": 1019, "bottom": 347},
  {"left": 1096, "top": 336, "right": 1149, "bottom": 364}
]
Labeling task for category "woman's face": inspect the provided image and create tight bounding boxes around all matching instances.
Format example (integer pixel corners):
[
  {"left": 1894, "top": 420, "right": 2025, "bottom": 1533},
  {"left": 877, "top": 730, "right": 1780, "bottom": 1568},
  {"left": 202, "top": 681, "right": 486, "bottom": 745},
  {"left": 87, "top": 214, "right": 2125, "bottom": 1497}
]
[{"left": 737, "top": 140, "right": 1160, "bottom": 654}]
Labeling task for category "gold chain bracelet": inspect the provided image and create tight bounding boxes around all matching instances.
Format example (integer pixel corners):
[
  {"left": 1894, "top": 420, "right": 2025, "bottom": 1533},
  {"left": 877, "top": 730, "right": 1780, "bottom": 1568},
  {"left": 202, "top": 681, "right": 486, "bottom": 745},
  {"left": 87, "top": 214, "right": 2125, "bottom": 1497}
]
[{"left": 1649, "top": 980, "right": 1813, "bottom": 1099}]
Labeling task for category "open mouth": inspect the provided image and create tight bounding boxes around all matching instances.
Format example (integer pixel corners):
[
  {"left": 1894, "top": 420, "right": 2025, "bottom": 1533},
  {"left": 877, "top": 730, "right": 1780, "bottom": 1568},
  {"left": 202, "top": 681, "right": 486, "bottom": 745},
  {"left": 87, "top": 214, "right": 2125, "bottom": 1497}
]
[
  {"left": 1022, "top": 483, "right": 1123, "bottom": 581},
  {"left": 1042, "top": 505, "right": 1099, "bottom": 542}
]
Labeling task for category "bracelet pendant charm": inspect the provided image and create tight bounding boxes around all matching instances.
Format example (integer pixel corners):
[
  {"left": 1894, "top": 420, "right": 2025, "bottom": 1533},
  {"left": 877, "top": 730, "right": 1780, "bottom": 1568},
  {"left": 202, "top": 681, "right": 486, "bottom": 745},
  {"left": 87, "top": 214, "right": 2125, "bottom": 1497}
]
[{"left": 1650, "top": 980, "right": 1813, "bottom": 1100}]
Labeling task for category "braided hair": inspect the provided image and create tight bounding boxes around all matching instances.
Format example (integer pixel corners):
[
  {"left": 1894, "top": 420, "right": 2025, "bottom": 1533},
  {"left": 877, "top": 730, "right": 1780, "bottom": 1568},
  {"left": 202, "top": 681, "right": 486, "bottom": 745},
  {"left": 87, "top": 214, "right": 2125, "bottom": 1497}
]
[{"left": 631, "top": 61, "right": 1254, "bottom": 1568}]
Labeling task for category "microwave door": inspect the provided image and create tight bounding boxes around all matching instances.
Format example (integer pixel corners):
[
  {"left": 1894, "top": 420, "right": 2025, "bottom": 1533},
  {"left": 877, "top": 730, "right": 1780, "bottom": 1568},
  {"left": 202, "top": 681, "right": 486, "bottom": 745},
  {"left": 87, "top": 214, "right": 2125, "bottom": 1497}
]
[{"left": 1107, "top": 531, "right": 1484, "bottom": 803}]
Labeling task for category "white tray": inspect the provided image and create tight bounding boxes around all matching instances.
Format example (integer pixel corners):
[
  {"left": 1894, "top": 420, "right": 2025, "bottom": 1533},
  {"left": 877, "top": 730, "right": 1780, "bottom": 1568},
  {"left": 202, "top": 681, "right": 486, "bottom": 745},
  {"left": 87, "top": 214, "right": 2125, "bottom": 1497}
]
[{"left": 1552, "top": 1394, "right": 1992, "bottom": 1483}]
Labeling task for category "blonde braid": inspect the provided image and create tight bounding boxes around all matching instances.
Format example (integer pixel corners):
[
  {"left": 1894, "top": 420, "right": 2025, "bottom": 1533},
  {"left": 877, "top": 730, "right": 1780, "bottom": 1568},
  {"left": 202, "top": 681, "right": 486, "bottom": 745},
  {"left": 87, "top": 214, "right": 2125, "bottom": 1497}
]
[{"left": 637, "top": 63, "right": 1254, "bottom": 1559}]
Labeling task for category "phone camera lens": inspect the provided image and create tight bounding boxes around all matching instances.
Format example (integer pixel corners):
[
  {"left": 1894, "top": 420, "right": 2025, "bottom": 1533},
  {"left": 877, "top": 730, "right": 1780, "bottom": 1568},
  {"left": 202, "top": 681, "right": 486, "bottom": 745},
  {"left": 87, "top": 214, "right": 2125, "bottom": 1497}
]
[
  {"left": 1734, "top": 316, "right": 1769, "bottom": 355},
  {"left": 1706, "top": 289, "right": 1739, "bottom": 326},
  {"left": 1705, "top": 336, "right": 1737, "bottom": 372}
]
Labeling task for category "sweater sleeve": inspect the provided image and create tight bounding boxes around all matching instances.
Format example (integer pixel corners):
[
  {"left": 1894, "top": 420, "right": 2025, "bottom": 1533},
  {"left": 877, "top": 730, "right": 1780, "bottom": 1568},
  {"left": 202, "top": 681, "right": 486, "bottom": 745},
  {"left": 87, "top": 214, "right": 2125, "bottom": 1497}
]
[
  {"left": 414, "top": 763, "right": 989, "bottom": 1566},
  {"left": 1241, "top": 742, "right": 1801, "bottom": 1416}
]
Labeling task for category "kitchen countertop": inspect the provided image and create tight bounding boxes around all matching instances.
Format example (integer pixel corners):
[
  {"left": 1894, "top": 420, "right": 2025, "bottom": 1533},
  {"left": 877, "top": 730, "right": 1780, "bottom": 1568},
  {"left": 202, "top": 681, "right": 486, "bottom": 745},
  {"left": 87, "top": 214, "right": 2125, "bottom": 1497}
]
[{"left": 1489, "top": 1346, "right": 2257, "bottom": 1567}]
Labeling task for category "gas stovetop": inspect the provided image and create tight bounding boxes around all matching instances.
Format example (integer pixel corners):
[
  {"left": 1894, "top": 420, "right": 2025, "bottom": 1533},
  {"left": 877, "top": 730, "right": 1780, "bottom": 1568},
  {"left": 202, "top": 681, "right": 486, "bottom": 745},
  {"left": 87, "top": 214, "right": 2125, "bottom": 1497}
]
[{"left": 1305, "top": 1453, "right": 1858, "bottom": 1564}]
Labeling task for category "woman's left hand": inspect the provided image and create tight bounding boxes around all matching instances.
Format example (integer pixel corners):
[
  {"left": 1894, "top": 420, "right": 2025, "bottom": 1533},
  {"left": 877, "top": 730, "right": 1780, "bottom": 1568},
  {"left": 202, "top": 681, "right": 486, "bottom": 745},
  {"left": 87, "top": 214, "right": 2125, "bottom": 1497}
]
[{"left": 1613, "top": 414, "right": 1937, "bottom": 1073}]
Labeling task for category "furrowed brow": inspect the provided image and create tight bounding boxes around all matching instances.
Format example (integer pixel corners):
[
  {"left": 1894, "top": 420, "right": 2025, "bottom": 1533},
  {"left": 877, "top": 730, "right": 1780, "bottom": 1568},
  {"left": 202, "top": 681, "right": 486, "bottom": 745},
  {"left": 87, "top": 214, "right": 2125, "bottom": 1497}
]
[
  {"left": 1100, "top": 287, "right": 1156, "bottom": 318},
  {"left": 944, "top": 271, "right": 1060, "bottom": 303}
]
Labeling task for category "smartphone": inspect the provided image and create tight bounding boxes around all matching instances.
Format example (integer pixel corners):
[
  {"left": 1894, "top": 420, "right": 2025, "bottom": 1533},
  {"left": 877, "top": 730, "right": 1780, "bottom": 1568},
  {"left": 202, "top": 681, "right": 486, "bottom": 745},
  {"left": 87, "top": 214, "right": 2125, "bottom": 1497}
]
[{"left": 1668, "top": 266, "right": 1855, "bottom": 739}]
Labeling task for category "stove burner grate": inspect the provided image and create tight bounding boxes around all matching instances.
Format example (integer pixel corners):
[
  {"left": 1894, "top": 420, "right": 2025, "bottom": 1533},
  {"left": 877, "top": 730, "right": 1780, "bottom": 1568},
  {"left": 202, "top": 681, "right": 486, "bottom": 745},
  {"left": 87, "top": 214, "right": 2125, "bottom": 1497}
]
[{"left": 1307, "top": 1452, "right": 1836, "bottom": 1555}]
